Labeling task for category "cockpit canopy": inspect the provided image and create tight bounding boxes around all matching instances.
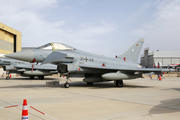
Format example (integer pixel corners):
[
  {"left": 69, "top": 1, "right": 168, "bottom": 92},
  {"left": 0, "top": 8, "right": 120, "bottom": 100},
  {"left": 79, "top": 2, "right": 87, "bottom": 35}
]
[{"left": 37, "top": 43, "right": 75, "bottom": 50}]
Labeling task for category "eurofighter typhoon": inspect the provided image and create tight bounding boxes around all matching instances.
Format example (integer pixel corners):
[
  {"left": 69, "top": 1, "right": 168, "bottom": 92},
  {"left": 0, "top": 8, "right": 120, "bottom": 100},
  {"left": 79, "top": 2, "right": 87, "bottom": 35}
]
[
  {"left": 5, "top": 39, "right": 172, "bottom": 88},
  {"left": 0, "top": 57, "right": 57, "bottom": 80}
]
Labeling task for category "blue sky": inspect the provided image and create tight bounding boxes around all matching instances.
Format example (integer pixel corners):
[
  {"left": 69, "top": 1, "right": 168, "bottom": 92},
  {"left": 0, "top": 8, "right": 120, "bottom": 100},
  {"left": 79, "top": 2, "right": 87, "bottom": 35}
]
[{"left": 0, "top": 0, "right": 180, "bottom": 58}]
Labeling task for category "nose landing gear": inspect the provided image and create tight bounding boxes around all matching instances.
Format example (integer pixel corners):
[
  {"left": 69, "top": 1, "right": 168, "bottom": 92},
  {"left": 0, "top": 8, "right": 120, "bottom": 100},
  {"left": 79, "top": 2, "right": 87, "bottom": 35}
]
[
  {"left": 64, "top": 74, "right": 71, "bottom": 88},
  {"left": 64, "top": 82, "right": 70, "bottom": 88}
]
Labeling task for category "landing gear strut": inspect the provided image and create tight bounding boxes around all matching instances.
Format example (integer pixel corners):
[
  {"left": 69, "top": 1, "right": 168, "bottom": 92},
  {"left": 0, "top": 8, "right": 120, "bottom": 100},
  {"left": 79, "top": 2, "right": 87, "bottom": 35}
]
[
  {"left": 115, "top": 80, "right": 123, "bottom": 87},
  {"left": 64, "top": 74, "right": 70, "bottom": 88}
]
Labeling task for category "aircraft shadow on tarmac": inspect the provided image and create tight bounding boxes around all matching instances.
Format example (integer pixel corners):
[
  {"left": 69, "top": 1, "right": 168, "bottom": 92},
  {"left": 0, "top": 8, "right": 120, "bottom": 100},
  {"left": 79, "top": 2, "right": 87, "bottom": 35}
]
[
  {"left": 0, "top": 84, "right": 47, "bottom": 88},
  {"left": 58, "top": 81, "right": 153, "bottom": 89},
  {"left": 171, "top": 88, "right": 180, "bottom": 92},
  {"left": 148, "top": 98, "right": 180, "bottom": 115},
  {"left": 148, "top": 88, "right": 180, "bottom": 115},
  {"left": 162, "top": 88, "right": 180, "bottom": 92},
  {"left": 0, "top": 80, "right": 153, "bottom": 89}
]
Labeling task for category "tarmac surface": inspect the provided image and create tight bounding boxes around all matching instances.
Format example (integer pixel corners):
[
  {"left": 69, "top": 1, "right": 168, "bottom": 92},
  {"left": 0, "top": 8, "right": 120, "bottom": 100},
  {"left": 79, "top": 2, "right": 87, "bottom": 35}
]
[{"left": 0, "top": 76, "right": 180, "bottom": 120}]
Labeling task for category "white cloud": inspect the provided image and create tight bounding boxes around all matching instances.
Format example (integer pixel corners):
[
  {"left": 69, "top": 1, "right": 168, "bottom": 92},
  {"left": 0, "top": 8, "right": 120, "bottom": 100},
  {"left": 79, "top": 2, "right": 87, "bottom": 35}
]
[
  {"left": 0, "top": 0, "right": 64, "bottom": 46},
  {"left": 132, "top": 0, "right": 180, "bottom": 51},
  {"left": 0, "top": 0, "right": 117, "bottom": 50},
  {"left": 0, "top": 0, "right": 58, "bottom": 12},
  {"left": 60, "top": 21, "right": 117, "bottom": 54},
  {"left": 0, "top": 0, "right": 60, "bottom": 32},
  {"left": 66, "top": 21, "right": 116, "bottom": 38}
]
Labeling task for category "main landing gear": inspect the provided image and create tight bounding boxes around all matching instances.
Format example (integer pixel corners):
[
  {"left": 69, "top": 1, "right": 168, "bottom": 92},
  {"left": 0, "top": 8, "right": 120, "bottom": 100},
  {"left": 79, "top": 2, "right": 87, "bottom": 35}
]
[
  {"left": 38, "top": 76, "right": 44, "bottom": 80},
  {"left": 114, "top": 80, "right": 123, "bottom": 87},
  {"left": 6, "top": 73, "right": 11, "bottom": 80},
  {"left": 30, "top": 76, "right": 34, "bottom": 79},
  {"left": 6, "top": 76, "right": 10, "bottom": 80}
]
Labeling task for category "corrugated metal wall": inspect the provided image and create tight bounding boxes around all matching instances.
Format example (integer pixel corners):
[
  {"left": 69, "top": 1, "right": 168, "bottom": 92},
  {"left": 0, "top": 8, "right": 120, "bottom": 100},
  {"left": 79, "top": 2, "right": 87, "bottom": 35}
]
[
  {"left": 0, "top": 39, "right": 14, "bottom": 52},
  {"left": 0, "top": 29, "right": 14, "bottom": 54},
  {"left": 141, "top": 48, "right": 180, "bottom": 68},
  {"left": 154, "top": 58, "right": 180, "bottom": 65}
]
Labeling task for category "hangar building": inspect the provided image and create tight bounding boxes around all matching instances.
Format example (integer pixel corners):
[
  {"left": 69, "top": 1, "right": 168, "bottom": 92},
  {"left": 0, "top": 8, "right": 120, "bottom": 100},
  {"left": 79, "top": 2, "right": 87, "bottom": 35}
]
[
  {"left": 0, "top": 23, "right": 21, "bottom": 74},
  {"left": 141, "top": 48, "right": 180, "bottom": 69},
  {"left": 0, "top": 22, "right": 21, "bottom": 54}
]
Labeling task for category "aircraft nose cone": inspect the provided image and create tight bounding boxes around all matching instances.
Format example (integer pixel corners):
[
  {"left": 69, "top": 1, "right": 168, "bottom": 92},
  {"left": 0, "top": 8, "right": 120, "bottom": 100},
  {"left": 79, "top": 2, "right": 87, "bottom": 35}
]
[{"left": 5, "top": 50, "right": 34, "bottom": 62}]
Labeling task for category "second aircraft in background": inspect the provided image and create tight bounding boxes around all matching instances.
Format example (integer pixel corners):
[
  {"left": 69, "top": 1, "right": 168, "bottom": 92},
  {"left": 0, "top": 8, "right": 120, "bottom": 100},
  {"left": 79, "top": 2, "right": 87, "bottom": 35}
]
[{"left": 0, "top": 56, "right": 58, "bottom": 80}]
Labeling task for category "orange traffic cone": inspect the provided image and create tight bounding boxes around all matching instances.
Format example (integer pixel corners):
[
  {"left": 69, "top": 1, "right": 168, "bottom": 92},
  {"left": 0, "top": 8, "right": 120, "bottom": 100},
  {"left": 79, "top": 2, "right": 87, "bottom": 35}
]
[
  {"left": 9, "top": 74, "right": 11, "bottom": 78},
  {"left": 159, "top": 75, "right": 161, "bottom": 81},
  {"left": 22, "top": 99, "right": 28, "bottom": 120}
]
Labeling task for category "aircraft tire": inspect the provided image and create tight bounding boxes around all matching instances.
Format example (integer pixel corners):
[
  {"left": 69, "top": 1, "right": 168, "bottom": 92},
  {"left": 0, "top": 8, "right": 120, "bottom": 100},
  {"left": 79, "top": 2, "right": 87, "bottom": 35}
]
[
  {"left": 87, "top": 82, "right": 93, "bottom": 85},
  {"left": 6, "top": 76, "right": 10, "bottom": 80},
  {"left": 30, "top": 76, "right": 34, "bottom": 79},
  {"left": 38, "top": 76, "right": 44, "bottom": 80},
  {"left": 116, "top": 80, "right": 123, "bottom": 87},
  {"left": 64, "top": 83, "right": 70, "bottom": 88}
]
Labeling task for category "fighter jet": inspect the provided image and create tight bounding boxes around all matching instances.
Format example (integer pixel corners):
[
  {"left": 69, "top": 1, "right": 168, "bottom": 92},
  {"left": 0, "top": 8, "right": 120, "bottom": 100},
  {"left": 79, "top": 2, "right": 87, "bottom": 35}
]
[
  {"left": 5, "top": 39, "right": 173, "bottom": 88},
  {"left": 0, "top": 57, "right": 58, "bottom": 80}
]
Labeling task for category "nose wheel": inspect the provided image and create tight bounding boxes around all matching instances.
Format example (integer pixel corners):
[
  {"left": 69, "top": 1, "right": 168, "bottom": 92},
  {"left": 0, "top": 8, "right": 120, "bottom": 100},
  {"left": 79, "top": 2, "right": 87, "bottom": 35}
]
[
  {"left": 64, "top": 74, "right": 71, "bottom": 88},
  {"left": 64, "top": 82, "right": 70, "bottom": 88}
]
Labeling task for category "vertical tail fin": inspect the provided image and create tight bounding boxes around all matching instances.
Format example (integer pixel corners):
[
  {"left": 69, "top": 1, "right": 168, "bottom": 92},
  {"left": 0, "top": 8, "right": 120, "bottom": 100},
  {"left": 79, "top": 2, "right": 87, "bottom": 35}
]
[{"left": 119, "top": 38, "right": 144, "bottom": 62}]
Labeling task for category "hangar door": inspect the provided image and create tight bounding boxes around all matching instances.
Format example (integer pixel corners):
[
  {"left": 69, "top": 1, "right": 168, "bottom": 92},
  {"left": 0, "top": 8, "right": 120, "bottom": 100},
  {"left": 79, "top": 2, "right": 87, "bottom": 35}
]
[{"left": 0, "top": 29, "right": 16, "bottom": 54}]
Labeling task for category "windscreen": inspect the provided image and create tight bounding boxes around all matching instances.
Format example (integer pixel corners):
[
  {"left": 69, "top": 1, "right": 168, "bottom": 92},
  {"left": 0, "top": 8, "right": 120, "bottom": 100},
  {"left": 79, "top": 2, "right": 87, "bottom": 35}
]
[
  {"left": 51, "top": 43, "right": 74, "bottom": 50},
  {"left": 37, "top": 43, "right": 53, "bottom": 50}
]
